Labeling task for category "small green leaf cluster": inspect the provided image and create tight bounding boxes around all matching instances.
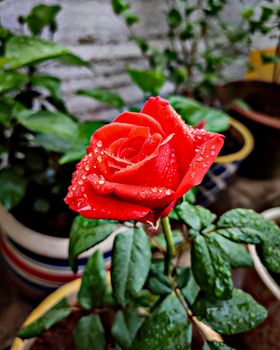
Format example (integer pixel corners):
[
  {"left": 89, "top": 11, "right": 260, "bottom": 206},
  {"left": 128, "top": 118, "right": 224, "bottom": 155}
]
[
  {"left": 18, "top": 204, "right": 280, "bottom": 349},
  {"left": 0, "top": 5, "right": 108, "bottom": 213},
  {"left": 111, "top": 0, "right": 279, "bottom": 101}
]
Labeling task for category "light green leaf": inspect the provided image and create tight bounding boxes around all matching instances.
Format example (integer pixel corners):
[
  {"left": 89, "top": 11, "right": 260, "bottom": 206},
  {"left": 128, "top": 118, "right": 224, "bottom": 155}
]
[
  {"left": 0, "top": 70, "right": 28, "bottom": 93},
  {"left": 31, "top": 74, "right": 61, "bottom": 99},
  {"left": 127, "top": 68, "right": 165, "bottom": 95},
  {"left": 15, "top": 109, "right": 78, "bottom": 142},
  {"left": 77, "top": 88, "right": 125, "bottom": 109}
]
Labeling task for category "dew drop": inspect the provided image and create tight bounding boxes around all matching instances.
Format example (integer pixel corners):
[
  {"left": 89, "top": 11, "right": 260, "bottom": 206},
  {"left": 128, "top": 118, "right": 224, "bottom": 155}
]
[
  {"left": 82, "top": 175, "right": 86, "bottom": 180},
  {"left": 197, "top": 157, "right": 203, "bottom": 161},
  {"left": 97, "top": 140, "right": 103, "bottom": 147},
  {"left": 97, "top": 156, "right": 102, "bottom": 163},
  {"left": 98, "top": 179, "right": 105, "bottom": 185},
  {"left": 151, "top": 187, "right": 158, "bottom": 193},
  {"left": 78, "top": 180, "right": 83, "bottom": 185},
  {"left": 165, "top": 189, "right": 171, "bottom": 195},
  {"left": 85, "top": 165, "right": 90, "bottom": 171},
  {"left": 94, "top": 148, "right": 99, "bottom": 153},
  {"left": 88, "top": 153, "right": 93, "bottom": 157},
  {"left": 68, "top": 192, "right": 73, "bottom": 198}
]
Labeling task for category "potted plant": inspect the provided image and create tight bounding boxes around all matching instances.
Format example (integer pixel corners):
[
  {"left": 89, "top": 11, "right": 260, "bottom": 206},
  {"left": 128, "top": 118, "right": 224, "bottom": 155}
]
[
  {"left": 0, "top": 4, "right": 113, "bottom": 295},
  {"left": 12, "top": 97, "right": 280, "bottom": 350}
]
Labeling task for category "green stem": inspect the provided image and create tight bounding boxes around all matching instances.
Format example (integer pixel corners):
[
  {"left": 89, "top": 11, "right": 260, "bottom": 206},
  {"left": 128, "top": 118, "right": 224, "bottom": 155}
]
[{"left": 161, "top": 216, "right": 176, "bottom": 276}]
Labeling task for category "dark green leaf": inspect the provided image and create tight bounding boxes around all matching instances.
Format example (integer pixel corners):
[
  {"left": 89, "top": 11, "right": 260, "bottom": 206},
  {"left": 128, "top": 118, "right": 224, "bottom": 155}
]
[
  {"left": 131, "top": 309, "right": 191, "bottom": 350},
  {"left": 15, "top": 109, "right": 78, "bottom": 142},
  {"left": 0, "top": 70, "right": 28, "bottom": 93},
  {"left": 112, "top": 310, "right": 142, "bottom": 349},
  {"left": 131, "top": 36, "right": 149, "bottom": 54},
  {"left": 180, "top": 22, "right": 195, "bottom": 40},
  {"left": 261, "top": 54, "right": 280, "bottom": 64},
  {"left": 31, "top": 74, "right": 61, "bottom": 99},
  {"left": 74, "top": 314, "right": 105, "bottom": 350},
  {"left": 78, "top": 251, "right": 108, "bottom": 309},
  {"left": 241, "top": 6, "right": 254, "bottom": 19},
  {"left": 111, "top": 0, "right": 130, "bottom": 15},
  {"left": 167, "top": 9, "right": 182, "bottom": 28},
  {"left": 69, "top": 216, "right": 117, "bottom": 272},
  {"left": 111, "top": 227, "right": 151, "bottom": 306},
  {"left": 193, "top": 289, "right": 267, "bottom": 335},
  {"left": 191, "top": 235, "right": 233, "bottom": 299},
  {"left": 58, "top": 53, "right": 88, "bottom": 66},
  {"left": 127, "top": 68, "right": 165, "bottom": 95},
  {"left": 180, "top": 268, "right": 199, "bottom": 306},
  {"left": 0, "top": 167, "right": 27, "bottom": 210},
  {"left": 210, "top": 233, "right": 253, "bottom": 268},
  {"left": 18, "top": 298, "right": 70, "bottom": 339},
  {"left": 146, "top": 264, "right": 173, "bottom": 295},
  {"left": 260, "top": 227, "right": 280, "bottom": 273},
  {"left": 216, "top": 209, "right": 266, "bottom": 244},
  {"left": 35, "top": 134, "right": 71, "bottom": 153},
  {"left": 124, "top": 11, "right": 139, "bottom": 26},
  {"left": 77, "top": 88, "right": 125, "bottom": 109},
  {"left": 26, "top": 4, "right": 61, "bottom": 35},
  {"left": 175, "top": 202, "right": 216, "bottom": 230}
]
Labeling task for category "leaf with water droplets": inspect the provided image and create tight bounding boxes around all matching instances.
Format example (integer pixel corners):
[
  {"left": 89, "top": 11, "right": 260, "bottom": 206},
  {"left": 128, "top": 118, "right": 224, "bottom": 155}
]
[
  {"left": 146, "top": 263, "right": 173, "bottom": 295},
  {"left": 209, "top": 233, "right": 253, "bottom": 268},
  {"left": 175, "top": 202, "right": 216, "bottom": 230},
  {"left": 69, "top": 216, "right": 117, "bottom": 272},
  {"left": 178, "top": 267, "right": 199, "bottom": 306},
  {"left": 111, "top": 227, "right": 151, "bottom": 306},
  {"left": 192, "top": 235, "right": 233, "bottom": 300},
  {"left": 193, "top": 289, "right": 267, "bottom": 335},
  {"left": 132, "top": 295, "right": 192, "bottom": 350},
  {"left": 259, "top": 227, "right": 280, "bottom": 273}
]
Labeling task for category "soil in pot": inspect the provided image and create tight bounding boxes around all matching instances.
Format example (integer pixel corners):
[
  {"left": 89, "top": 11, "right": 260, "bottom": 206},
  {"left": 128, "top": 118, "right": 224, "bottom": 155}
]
[
  {"left": 218, "top": 122, "right": 244, "bottom": 157},
  {"left": 29, "top": 308, "right": 116, "bottom": 350}
]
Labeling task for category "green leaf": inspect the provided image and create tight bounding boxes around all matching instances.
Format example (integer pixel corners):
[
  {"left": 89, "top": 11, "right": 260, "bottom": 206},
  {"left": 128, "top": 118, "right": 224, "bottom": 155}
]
[
  {"left": 127, "top": 68, "right": 165, "bottom": 95},
  {"left": 216, "top": 209, "right": 266, "bottom": 244},
  {"left": 59, "top": 120, "right": 105, "bottom": 164},
  {"left": 210, "top": 233, "right": 253, "bottom": 268},
  {"left": 78, "top": 251, "right": 108, "bottom": 309},
  {"left": 189, "top": 108, "right": 230, "bottom": 133},
  {"left": 261, "top": 54, "right": 280, "bottom": 64},
  {"left": 180, "top": 22, "right": 195, "bottom": 40},
  {"left": 31, "top": 74, "right": 61, "bottom": 99},
  {"left": 58, "top": 53, "right": 88, "bottom": 66},
  {"left": 191, "top": 235, "right": 233, "bottom": 299},
  {"left": 69, "top": 216, "right": 117, "bottom": 272},
  {"left": 18, "top": 298, "right": 70, "bottom": 339},
  {"left": 131, "top": 309, "right": 191, "bottom": 350},
  {"left": 74, "top": 314, "right": 105, "bottom": 350},
  {"left": 26, "top": 4, "right": 61, "bottom": 35},
  {"left": 35, "top": 134, "right": 71, "bottom": 153},
  {"left": 124, "top": 10, "right": 139, "bottom": 26},
  {"left": 77, "top": 88, "right": 125, "bottom": 109},
  {"left": 15, "top": 110, "right": 78, "bottom": 142},
  {"left": 112, "top": 310, "right": 142, "bottom": 349},
  {"left": 241, "top": 6, "right": 254, "bottom": 19},
  {"left": 167, "top": 9, "right": 182, "bottom": 28},
  {"left": 111, "top": 227, "right": 151, "bottom": 306},
  {"left": 193, "top": 289, "right": 267, "bottom": 335},
  {"left": 111, "top": 0, "right": 130, "bottom": 15},
  {"left": 0, "top": 70, "right": 28, "bottom": 93},
  {"left": 169, "top": 96, "right": 201, "bottom": 116},
  {"left": 0, "top": 167, "right": 27, "bottom": 210},
  {"left": 175, "top": 202, "right": 216, "bottom": 230},
  {"left": 4, "top": 36, "right": 80, "bottom": 69},
  {"left": 203, "top": 341, "right": 236, "bottom": 350},
  {"left": 179, "top": 268, "right": 199, "bottom": 306},
  {"left": 259, "top": 227, "right": 280, "bottom": 273},
  {"left": 146, "top": 264, "right": 173, "bottom": 295}
]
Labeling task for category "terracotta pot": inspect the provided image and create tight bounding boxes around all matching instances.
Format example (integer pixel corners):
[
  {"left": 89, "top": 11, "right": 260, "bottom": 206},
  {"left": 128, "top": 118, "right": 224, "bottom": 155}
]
[
  {"left": 242, "top": 207, "right": 280, "bottom": 350},
  {"left": 0, "top": 204, "right": 115, "bottom": 297},
  {"left": 196, "top": 117, "right": 254, "bottom": 206},
  {"left": 217, "top": 81, "right": 280, "bottom": 178}
]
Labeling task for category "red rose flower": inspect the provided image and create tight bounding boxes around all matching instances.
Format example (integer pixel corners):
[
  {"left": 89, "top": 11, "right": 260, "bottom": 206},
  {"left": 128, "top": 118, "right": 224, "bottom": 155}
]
[{"left": 65, "top": 97, "right": 224, "bottom": 225}]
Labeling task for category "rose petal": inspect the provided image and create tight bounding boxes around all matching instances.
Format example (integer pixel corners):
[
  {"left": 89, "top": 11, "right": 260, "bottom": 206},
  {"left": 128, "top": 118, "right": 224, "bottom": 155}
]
[
  {"left": 114, "top": 111, "right": 165, "bottom": 135},
  {"left": 88, "top": 173, "right": 174, "bottom": 208},
  {"left": 175, "top": 131, "right": 224, "bottom": 198},
  {"left": 141, "top": 96, "right": 196, "bottom": 177}
]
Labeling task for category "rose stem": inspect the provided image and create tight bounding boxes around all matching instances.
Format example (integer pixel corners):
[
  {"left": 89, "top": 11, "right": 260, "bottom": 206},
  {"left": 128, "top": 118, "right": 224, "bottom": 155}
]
[
  {"left": 161, "top": 216, "right": 176, "bottom": 276},
  {"left": 174, "top": 288, "right": 224, "bottom": 343}
]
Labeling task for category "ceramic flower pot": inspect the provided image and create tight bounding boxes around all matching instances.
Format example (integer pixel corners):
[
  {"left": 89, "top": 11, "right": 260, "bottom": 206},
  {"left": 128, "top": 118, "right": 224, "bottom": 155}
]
[
  {"left": 196, "top": 117, "right": 254, "bottom": 207},
  {"left": 241, "top": 207, "right": 280, "bottom": 350},
  {"left": 217, "top": 80, "right": 280, "bottom": 178},
  {"left": 11, "top": 278, "right": 82, "bottom": 350},
  {"left": 0, "top": 204, "right": 115, "bottom": 297}
]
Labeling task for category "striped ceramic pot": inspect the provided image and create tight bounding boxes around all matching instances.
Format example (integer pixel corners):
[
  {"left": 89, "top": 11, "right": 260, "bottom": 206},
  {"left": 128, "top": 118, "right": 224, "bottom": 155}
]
[{"left": 0, "top": 203, "right": 116, "bottom": 297}]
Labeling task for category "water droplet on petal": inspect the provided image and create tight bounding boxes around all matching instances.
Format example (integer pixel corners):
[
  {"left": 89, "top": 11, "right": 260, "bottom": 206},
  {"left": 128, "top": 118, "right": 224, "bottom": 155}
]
[
  {"left": 94, "top": 148, "right": 99, "bottom": 153},
  {"left": 85, "top": 165, "right": 90, "bottom": 171},
  {"left": 97, "top": 156, "right": 102, "bottom": 163},
  {"left": 165, "top": 189, "right": 172, "bottom": 195},
  {"left": 98, "top": 179, "right": 105, "bottom": 185},
  {"left": 151, "top": 187, "right": 158, "bottom": 193},
  {"left": 197, "top": 157, "right": 203, "bottom": 161},
  {"left": 97, "top": 140, "right": 103, "bottom": 147},
  {"left": 78, "top": 180, "right": 83, "bottom": 185}
]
